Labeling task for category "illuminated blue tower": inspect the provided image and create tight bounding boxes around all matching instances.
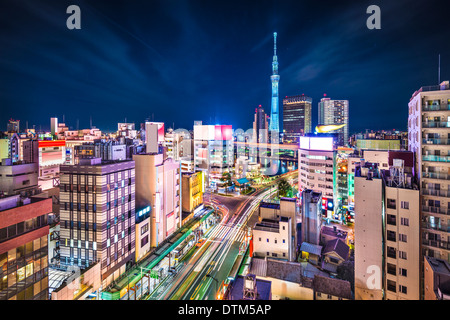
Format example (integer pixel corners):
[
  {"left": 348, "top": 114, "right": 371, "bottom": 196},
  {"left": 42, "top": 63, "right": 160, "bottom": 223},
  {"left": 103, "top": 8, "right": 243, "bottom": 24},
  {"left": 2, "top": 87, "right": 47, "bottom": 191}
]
[{"left": 269, "top": 32, "right": 280, "bottom": 135}]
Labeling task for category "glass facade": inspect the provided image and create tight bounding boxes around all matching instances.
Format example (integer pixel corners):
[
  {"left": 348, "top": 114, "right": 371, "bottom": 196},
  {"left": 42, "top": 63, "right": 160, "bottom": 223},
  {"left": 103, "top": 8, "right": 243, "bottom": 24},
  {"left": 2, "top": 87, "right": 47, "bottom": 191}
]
[{"left": 0, "top": 235, "right": 49, "bottom": 300}]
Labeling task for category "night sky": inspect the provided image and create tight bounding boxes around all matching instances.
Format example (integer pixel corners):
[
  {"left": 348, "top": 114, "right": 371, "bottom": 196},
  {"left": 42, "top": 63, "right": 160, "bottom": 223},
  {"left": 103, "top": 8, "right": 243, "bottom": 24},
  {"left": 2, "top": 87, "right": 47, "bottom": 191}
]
[{"left": 1, "top": 0, "right": 450, "bottom": 134}]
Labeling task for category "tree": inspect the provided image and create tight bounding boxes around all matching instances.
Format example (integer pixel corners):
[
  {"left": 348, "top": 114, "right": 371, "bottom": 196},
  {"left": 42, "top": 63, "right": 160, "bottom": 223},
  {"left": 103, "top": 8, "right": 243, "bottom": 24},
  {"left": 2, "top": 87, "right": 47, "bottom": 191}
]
[
  {"left": 277, "top": 178, "right": 292, "bottom": 198},
  {"left": 221, "top": 172, "right": 232, "bottom": 186},
  {"left": 336, "top": 260, "right": 355, "bottom": 293}
]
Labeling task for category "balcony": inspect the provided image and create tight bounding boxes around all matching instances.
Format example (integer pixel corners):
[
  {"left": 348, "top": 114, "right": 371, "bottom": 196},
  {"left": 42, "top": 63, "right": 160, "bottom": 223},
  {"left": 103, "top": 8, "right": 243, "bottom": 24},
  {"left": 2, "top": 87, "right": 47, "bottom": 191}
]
[
  {"left": 423, "top": 104, "right": 450, "bottom": 112},
  {"left": 422, "top": 238, "right": 450, "bottom": 250},
  {"left": 422, "top": 172, "right": 450, "bottom": 180},
  {"left": 422, "top": 221, "right": 450, "bottom": 233},
  {"left": 422, "top": 205, "right": 450, "bottom": 215},
  {"left": 422, "top": 121, "right": 450, "bottom": 128},
  {"left": 423, "top": 138, "right": 450, "bottom": 145},
  {"left": 422, "top": 188, "right": 450, "bottom": 198},
  {"left": 422, "top": 154, "right": 450, "bottom": 163}
]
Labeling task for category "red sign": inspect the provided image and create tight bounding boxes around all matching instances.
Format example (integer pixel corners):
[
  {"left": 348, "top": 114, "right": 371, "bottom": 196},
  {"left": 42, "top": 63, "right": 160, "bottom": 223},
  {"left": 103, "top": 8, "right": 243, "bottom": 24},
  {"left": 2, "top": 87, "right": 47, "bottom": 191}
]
[{"left": 38, "top": 140, "right": 66, "bottom": 148}]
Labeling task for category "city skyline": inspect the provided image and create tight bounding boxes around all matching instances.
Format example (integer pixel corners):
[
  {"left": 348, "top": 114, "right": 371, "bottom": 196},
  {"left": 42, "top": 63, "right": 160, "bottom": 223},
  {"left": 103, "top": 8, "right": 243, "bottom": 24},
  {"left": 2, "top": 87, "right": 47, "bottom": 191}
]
[{"left": 1, "top": 0, "right": 450, "bottom": 133}]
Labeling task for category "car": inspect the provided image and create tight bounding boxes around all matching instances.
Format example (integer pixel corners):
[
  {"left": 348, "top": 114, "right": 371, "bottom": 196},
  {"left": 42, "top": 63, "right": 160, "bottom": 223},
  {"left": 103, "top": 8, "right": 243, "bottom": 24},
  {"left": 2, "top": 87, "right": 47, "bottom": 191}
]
[{"left": 195, "top": 238, "right": 206, "bottom": 247}]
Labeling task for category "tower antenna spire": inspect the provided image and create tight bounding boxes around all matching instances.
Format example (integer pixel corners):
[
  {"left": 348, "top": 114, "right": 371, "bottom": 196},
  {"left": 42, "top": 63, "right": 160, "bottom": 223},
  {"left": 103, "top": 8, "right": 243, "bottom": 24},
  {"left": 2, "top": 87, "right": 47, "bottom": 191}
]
[{"left": 273, "top": 32, "right": 277, "bottom": 57}]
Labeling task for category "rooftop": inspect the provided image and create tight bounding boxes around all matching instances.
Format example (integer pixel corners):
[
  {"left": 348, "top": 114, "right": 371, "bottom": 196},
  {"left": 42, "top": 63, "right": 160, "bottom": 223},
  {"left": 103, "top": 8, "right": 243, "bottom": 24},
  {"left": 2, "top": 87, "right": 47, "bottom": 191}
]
[
  {"left": 410, "top": 81, "right": 450, "bottom": 101},
  {"left": 323, "top": 238, "right": 350, "bottom": 260},
  {"left": 321, "top": 226, "right": 348, "bottom": 240},
  {"left": 300, "top": 242, "right": 323, "bottom": 256},
  {"left": 225, "top": 274, "right": 272, "bottom": 300},
  {"left": 312, "top": 274, "right": 353, "bottom": 299}
]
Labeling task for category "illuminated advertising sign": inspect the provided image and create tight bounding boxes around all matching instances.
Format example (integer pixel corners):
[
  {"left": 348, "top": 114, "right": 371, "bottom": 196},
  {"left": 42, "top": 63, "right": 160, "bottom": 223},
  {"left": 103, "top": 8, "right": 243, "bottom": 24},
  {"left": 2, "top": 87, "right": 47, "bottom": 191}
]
[
  {"left": 299, "top": 136, "right": 310, "bottom": 149},
  {"left": 194, "top": 125, "right": 232, "bottom": 141},
  {"left": 38, "top": 140, "right": 66, "bottom": 167},
  {"left": 38, "top": 140, "right": 66, "bottom": 148},
  {"left": 322, "top": 198, "right": 327, "bottom": 210},
  {"left": 194, "top": 125, "right": 215, "bottom": 140},
  {"left": 214, "top": 125, "right": 232, "bottom": 141},
  {"left": 299, "top": 136, "right": 333, "bottom": 151},
  {"left": 310, "top": 137, "right": 333, "bottom": 151},
  {"left": 137, "top": 206, "right": 151, "bottom": 218}
]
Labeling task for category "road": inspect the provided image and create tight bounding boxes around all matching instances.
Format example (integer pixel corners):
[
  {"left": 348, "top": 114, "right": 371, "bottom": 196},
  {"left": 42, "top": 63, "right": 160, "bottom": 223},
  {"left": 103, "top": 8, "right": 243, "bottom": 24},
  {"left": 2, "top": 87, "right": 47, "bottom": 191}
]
[{"left": 144, "top": 170, "right": 298, "bottom": 300}]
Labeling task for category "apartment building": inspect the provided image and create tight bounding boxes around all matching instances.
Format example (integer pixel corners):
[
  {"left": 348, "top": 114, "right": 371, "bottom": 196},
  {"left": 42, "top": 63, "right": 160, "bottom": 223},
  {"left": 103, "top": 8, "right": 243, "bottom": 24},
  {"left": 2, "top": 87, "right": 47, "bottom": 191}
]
[
  {"left": 59, "top": 158, "right": 136, "bottom": 288},
  {"left": 354, "top": 157, "right": 420, "bottom": 300},
  {"left": 408, "top": 81, "right": 450, "bottom": 275}
]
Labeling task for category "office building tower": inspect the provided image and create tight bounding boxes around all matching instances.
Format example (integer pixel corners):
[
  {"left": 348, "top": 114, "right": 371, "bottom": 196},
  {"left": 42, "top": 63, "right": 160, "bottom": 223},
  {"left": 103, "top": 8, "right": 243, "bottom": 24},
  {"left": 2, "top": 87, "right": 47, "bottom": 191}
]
[
  {"left": 7, "top": 119, "right": 20, "bottom": 133},
  {"left": 133, "top": 153, "right": 181, "bottom": 248},
  {"left": 0, "top": 194, "right": 51, "bottom": 300},
  {"left": 283, "top": 94, "right": 312, "bottom": 144},
  {"left": 318, "top": 97, "right": 349, "bottom": 146},
  {"left": 59, "top": 158, "right": 136, "bottom": 288},
  {"left": 50, "top": 118, "right": 58, "bottom": 136},
  {"left": 269, "top": 32, "right": 280, "bottom": 136},
  {"left": 252, "top": 105, "right": 269, "bottom": 144},
  {"left": 298, "top": 136, "right": 335, "bottom": 219},
  {"left": 193, "top": 124, "right": 233, "bottom": 188},
  {"left": 145, "top": 122, "right": 164, "bottom": 154},
  {"left": 408, "top": 81, "right": 450, "bottom": 293}
]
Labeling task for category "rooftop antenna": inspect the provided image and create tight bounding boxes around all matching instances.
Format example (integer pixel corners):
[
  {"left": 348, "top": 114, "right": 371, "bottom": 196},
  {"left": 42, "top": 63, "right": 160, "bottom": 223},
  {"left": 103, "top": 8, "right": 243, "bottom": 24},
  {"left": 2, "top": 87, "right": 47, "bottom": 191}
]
[
  {"left": 90, "top": 116, "right": 92, "bottom": 129},
  {"left": 438, "top": 54, "right": 441, "bottom": 84}
]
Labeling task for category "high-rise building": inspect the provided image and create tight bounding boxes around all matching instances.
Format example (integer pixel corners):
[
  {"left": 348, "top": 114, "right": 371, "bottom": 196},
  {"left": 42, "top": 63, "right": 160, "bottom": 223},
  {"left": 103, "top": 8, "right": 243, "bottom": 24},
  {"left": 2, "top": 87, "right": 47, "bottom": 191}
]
[
  {"left": 0, "top": 194, "right": 51, "bottom": 300},
  {"left": 59, "top": 158, "right": 136, "bottom": 288},
  {"left": 269, "top": 32, "right": 280, "bottom": 137},
  {"left": 50, "top": 118, "right": 58, "bottom": 136},
  {"left": 133, "top": 153, "right": 181, "bottom": 248},
  {"left": 408, "top": 80, "right": 450, "bottom": 296},
  {"left": 252, "top": 105, "right": 269, "bottom": 144},
  {"left": 193, "top": 124, "right": 233, "bottom": 188},
  {"left": 283, "top": 94, "right": 312, "bottom": 144},
  {"left": 145, "top": 122, "right": 164, "bottom": 154},
  {"left": 298, "top": 136, "right": 335, "bottom": 219},
  {"left": 7, "top": 119, "right": 20, "bottom": 133},
  {"left": 318, "top": 97, "right": 349, "bottom": 146},
  {"left": 354, "top": 158, "right": 420, "bottom": 300}
]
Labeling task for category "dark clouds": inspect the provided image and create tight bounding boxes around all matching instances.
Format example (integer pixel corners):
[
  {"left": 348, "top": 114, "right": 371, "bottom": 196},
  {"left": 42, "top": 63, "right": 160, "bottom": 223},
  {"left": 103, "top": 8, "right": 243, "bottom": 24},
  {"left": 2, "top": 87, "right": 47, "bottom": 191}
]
[{"left": 0, "top": 0, "right": 449, "bottom": 133}]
